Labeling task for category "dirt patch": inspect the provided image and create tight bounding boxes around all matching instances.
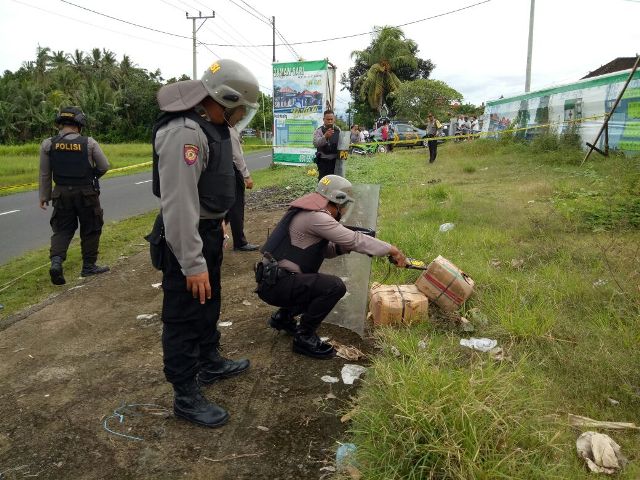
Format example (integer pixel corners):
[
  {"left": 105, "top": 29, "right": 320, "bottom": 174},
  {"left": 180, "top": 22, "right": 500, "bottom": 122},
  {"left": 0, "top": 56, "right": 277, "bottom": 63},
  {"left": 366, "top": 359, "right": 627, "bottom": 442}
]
[{"left": 0, "top": 189, "right": 372, "bottom": 480}]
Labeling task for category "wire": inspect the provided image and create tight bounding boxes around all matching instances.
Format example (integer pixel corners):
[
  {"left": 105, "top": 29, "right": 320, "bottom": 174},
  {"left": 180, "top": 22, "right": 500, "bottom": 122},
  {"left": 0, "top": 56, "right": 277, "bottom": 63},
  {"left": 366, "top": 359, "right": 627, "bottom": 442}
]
[
  {"left": 225, "top": 0, "right": 271, "bottom": 27},
  {"left": 204, "top": 0, "right": 492, "bottom": 47},
  {"left": 236, "top": 0, "right": 270, "bottom": 22},
  {"left": 58, "top": 0, "right": 191, "bottom": 39}
]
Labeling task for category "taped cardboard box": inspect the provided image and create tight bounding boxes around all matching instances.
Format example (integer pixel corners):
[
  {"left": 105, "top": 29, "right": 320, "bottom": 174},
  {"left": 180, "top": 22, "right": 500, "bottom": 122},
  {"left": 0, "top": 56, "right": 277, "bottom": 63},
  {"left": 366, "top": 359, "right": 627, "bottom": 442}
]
[
  {"left": 415, "top": 255, "right": 474, "bottom": 311},
  {"left": 368, "top": 283, "right": 429, "bottom": 326}
]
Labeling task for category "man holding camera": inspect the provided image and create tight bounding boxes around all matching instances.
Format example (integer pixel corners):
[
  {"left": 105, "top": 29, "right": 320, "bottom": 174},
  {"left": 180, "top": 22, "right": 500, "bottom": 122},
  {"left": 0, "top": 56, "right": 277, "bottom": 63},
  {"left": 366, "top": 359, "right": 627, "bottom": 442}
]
[
  {"left": 255, "top": 175, "right": 407, "bottom": 359},
  {"left": 312, "top": 110, "right": 340, "bottom": 181}
]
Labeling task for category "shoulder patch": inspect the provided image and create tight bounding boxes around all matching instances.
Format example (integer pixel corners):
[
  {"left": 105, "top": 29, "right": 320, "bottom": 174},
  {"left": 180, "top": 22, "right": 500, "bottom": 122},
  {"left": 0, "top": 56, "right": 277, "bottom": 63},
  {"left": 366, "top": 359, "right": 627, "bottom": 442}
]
[{"left": 183, "top": 144, "right": 199, "bottom": 166}]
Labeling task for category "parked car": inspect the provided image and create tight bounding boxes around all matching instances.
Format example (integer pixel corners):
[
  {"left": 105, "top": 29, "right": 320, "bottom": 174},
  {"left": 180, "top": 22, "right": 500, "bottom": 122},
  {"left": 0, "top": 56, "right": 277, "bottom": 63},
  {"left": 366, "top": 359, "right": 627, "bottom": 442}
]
[
  {"left": 240, "top": 128, "right": 256, "bottom": 138},
  {"left": 369, "top": 123, "right": 429, "bottom": 152}
]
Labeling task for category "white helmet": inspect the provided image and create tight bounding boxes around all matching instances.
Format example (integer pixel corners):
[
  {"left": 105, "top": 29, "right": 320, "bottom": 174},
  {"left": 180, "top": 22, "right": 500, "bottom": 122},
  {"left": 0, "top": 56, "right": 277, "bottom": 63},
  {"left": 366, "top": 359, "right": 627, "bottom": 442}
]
[
  {"left": 201, "top": 59, "right": 259, "bottom": 131},
  {"left": 316, "top": 175, "right": 354, "bottom": 206}
]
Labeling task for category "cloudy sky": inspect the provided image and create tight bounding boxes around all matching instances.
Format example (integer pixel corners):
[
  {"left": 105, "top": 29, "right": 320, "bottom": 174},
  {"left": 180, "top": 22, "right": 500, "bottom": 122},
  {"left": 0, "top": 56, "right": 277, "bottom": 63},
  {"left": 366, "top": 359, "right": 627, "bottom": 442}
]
[{"left": 1, "top": 0, "right": 639, "bottom": 115}]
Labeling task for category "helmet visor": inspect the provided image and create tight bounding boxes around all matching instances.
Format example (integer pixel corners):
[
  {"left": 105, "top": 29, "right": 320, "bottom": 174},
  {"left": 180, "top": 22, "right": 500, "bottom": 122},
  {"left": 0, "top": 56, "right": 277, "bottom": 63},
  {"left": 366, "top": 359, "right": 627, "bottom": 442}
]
[{"left": 226, "top": 105, "right": 258, "bottom": 132}]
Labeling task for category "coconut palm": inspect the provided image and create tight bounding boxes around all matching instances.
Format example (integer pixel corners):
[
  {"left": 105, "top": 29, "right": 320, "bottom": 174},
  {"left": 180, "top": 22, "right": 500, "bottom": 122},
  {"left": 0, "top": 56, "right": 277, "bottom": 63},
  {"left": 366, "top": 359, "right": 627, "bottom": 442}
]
[{"left": 351, "top": 26, "right": 418, "bottom": 114}]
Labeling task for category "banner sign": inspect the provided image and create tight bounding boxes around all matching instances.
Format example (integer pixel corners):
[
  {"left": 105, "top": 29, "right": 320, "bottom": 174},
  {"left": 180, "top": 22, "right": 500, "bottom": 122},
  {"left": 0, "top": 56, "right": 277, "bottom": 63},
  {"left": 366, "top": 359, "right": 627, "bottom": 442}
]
[{"left": 273, "top": 60, "right": 334, "bottom": 165}]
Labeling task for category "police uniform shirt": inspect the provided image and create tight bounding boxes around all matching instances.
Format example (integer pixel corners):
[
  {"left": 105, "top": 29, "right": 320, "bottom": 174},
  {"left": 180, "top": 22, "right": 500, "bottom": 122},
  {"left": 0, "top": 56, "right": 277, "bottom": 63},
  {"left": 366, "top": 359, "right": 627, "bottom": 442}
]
[
  {"left": 155, "top": 115, "right": 224, "bottom": 277},
  {"left": 229, "top": 127, "right": 250, "bottom": 179},
  {"left": 39, "top": 131, "right": 110, "bottom": 202}
]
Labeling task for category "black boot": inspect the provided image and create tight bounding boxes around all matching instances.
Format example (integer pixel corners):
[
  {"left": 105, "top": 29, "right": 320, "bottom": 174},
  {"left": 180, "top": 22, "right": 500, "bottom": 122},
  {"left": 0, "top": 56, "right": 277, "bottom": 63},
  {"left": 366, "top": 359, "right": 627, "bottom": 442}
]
[
  {"left": 198, "top": 352, "right": 250, "bottom": 385},
  {"left": 173, "top": 378, "right": 229, "bottom": 428},
  {"left": 49, "top": 256, "right": 65, "bottom": 285},
  {"left": 81, "top": 262, "right": 110, "bottom": 277},
  {"left": 292, "top": 325, "right": 335, "bottom": 359},
  {"left": 268, "top": 309, "right": 297, "bottom": 335}
]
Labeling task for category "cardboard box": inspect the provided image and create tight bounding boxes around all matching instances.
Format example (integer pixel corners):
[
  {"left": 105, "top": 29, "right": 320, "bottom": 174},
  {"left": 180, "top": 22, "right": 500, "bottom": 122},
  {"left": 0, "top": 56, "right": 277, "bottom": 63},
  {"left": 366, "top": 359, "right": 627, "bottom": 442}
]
[
  {"left": 368, "top": 283, "right": 429, "bottom": 326},
  {"left": 415, "top": 256, "right": 474, "bottom": 311}
]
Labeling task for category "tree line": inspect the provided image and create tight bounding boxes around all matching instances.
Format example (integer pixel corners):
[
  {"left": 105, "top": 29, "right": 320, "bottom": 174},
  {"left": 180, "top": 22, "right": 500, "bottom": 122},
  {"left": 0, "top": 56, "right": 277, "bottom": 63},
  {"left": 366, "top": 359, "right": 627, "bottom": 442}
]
[{"left": 0, "top": 46, "right": 273, "bottom": 145}]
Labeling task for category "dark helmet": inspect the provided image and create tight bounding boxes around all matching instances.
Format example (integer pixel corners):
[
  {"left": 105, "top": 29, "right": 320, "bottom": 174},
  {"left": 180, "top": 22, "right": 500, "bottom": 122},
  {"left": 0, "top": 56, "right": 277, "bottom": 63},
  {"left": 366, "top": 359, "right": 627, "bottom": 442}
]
[{"left": 55, "top": 107, "right": 87, "bottom": 128}]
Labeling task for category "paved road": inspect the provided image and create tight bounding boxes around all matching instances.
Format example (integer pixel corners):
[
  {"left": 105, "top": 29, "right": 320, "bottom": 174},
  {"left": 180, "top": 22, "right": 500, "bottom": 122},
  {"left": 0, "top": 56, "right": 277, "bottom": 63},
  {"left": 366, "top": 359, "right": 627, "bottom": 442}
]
[{"left": 0, "top": 150, "right": 273, "bottom": 265}]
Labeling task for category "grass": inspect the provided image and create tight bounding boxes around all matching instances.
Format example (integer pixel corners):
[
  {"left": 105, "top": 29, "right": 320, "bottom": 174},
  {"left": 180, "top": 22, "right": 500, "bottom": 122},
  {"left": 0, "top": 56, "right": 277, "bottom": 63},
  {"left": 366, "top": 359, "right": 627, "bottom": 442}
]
[
  {"left": 0, "top": 140, "right": 270, "bottom": 195},
  {"left": 1, "top": 136, "right": 640, "bottom": 477}
]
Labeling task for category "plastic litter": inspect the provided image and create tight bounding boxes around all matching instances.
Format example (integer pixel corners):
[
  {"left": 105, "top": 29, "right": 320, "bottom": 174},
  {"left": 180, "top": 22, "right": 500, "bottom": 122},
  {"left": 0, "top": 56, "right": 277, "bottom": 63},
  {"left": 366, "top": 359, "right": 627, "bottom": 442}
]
[
  {"left": 151, "top": 282, "right": 162, "bottom": 289},
  {"left": 439, "top": 222, "right": 455, "bottom": 232},
  {"left": 321, "top": 375, "right": 339, "bottom": 383},
  {"left": 136, "top": 314, "right": 157, "bottom": 321},
  {"left": 576, "top": 431, "right": 627, "bottom": 474},
  {"left": 336, "top": 443, "right": 357, "bottom": 468},
  {"left": 459, "top": 337, "right": 497, "bottom": 352},
  {"left": 242, "top": 300, "right": 252, "bottom": 306},
  {"left": 341, "top": 364, "right": 367, "bottom": 385},
  {"left": 218, "top": 321, "right": 232, "bottom": 327}
]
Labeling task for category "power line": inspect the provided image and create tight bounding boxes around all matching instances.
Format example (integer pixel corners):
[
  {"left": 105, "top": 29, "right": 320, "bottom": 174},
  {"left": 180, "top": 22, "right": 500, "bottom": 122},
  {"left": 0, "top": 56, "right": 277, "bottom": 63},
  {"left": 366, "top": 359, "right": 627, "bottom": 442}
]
[
  {"left": 204, "top": 0, "right": 492, "bottom": 47},
  {"left": 59, "top": 0, "right": 191, "bottom": 39},
  {"left": 225, "top": 0, "right": 271, "bottom": 27},
  {"left": 236, "top": 0, "right": 270, "bottom": 22}
]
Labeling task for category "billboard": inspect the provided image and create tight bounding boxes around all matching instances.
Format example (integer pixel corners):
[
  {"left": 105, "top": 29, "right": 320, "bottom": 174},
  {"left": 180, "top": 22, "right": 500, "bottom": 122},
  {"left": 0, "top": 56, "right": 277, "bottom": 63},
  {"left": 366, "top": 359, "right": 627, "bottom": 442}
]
[{"left": 272, "top": 60, "right": 336, "bottom": 165}]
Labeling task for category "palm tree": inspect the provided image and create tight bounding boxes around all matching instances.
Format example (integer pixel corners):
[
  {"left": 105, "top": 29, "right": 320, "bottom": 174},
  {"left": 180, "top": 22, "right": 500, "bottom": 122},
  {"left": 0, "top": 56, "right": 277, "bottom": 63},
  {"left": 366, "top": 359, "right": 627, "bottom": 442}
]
[{"left": 351, "top": 27, "right": 418, "bottom": 114}]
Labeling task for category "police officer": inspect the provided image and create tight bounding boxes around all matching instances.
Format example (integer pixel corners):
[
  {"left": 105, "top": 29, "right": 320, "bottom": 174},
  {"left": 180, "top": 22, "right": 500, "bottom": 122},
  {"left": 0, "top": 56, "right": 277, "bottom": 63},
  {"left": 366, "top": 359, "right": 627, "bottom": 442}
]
[
  {"left": 39, "top": 107, "right": 110, "bottom": 285},
  {"left": 312, "top": 110, "right": 340, "bottom": 181},
  {"left": 256, "top": 175, "right": 407, "bottom": 359},
  {"left": 152, "top": 59, "right": 259, "bottom": 428},
  {"left": 225, "top": 109, "right": 259, "bottom": 252}
]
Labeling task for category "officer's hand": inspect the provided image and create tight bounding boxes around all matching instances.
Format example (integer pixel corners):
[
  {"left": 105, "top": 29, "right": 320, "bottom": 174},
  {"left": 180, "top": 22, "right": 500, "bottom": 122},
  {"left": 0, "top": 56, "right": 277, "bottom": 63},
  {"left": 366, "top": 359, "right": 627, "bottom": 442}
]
[
  {"left": 245, "top": 176, "right": 254, "bottom": 189},
  {"left": 186, "top": 271, "right": 211, "bottom": 304},
  {"left": 324, "top": 128, "right": 334, "bottom": 139},
  {"left": 39, "top": 201, "right": 48, "bottom": 210},
  {"left": 388, "top": 246, "right": 407, "bottom": 268}
]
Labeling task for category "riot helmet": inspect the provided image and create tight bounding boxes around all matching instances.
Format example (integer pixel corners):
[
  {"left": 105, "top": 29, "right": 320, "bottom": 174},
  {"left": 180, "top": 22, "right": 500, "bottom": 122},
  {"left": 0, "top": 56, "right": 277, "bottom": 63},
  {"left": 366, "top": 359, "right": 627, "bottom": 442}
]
[
  {"left": 201, "top": 59, "right": 259, "bottom": 131},
  {"left": 55, "top": 107, "right": 87, "bottom": 128},
  {"left": 316, "top": 175, "right": 355, "bottom": 206}
]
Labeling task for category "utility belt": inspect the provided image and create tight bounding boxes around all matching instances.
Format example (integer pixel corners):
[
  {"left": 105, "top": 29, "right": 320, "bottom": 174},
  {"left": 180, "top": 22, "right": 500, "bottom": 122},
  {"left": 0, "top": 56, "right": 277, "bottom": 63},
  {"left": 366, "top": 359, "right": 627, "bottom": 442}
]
[{"left": 254, "top": 254, "right": 295, "bottom": 287}]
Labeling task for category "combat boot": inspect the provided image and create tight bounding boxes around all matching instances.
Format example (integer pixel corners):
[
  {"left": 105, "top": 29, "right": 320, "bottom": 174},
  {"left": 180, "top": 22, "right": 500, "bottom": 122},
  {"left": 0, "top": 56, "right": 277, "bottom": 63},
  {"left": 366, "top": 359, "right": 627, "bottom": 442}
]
[
  {"left": 292, "top": 325, "right": 335, "bottom": 359},
  {"left": 49, "top": 256, "right": 65, "bottom": 285},
  {"left": 81, "top": 262, "right": 110, "bottom": 277},
  {"left": 173, "top": 378, "right": 229, "bottom": 428},
  {"left": 198, "top": 351, "right": 250, "bottom": 385},
  {"left": 267, "top": 309, "right": 297, "bottom": 335}
]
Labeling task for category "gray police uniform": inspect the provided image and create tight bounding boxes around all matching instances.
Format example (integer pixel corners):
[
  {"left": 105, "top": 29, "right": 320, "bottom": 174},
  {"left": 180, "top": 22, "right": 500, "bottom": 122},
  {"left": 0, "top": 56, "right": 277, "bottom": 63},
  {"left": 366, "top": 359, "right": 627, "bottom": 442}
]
[
  {"left": 39, "top": 131, "right": 109, "bottom": 263},
  {"left": 152, "top": 111, "right": 235, "bottom": 385},
  {"left": 313, "top": 126, "right": 340, "bottom": 181}
]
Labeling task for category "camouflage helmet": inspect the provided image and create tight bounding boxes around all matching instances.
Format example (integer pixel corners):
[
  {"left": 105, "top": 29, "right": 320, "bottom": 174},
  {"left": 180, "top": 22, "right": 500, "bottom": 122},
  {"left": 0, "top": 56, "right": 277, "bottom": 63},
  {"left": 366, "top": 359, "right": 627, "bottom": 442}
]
[{"left": 316, "top": 175, "right": 355, "bottom": 206}]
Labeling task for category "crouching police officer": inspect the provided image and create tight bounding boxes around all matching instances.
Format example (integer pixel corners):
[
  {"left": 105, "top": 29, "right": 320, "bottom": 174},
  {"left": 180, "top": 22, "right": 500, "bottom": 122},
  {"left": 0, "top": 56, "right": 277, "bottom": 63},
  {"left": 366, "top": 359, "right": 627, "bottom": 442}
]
[
  {"left": 256, "top": 175, "right": 407, "bottom": 359},
  {"left": 39, "top": 107, "right": 110, "bottom": 285},
  {"left": 151, "top": 59, "right": 259, "bottom": 428}
]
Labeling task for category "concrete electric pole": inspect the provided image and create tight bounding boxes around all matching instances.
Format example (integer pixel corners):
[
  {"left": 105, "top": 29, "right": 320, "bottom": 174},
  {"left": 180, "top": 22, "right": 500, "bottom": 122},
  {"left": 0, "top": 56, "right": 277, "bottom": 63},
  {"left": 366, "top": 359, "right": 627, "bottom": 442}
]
[
  {"left": 525, "top": 0, "right": 535, "bottom": 92},
  {"left": 186, "top": 11, "right": 215, "bottom": 80}
]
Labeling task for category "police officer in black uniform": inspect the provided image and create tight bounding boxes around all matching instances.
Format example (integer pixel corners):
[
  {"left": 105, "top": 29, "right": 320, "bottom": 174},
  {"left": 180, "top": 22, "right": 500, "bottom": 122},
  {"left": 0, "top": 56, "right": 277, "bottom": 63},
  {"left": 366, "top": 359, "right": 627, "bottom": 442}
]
[
  {"left": 312, "top": 110, "right": 340, "bottom": 181},
  {"left": 150, "top": 59, "right": 259, "bottom": 428},
  {"left": 39, "top": 107, "right": 110, "bottom": 285}
]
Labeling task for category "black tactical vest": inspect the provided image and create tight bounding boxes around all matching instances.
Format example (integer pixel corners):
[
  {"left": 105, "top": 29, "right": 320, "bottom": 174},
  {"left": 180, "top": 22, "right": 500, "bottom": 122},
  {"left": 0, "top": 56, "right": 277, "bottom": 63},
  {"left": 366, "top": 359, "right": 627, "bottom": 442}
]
[
  {"left": 151, "top": 111, "right": 235, "bottom": 214},
  {"left": 261, "top": 207, "right": 329, "bottom": 274},
  {"left": 50, "top": 134, "right": 93, "bottom": 186},
  {"left": 316, "top": 126, "right": 340, "bottom": 159}
]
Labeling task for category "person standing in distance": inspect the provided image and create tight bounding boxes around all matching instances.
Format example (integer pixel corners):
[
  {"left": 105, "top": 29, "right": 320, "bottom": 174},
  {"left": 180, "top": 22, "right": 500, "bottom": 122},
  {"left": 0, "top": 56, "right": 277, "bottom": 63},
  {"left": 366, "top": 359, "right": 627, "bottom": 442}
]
[
  {"left": 426, "top": 113, "right": 443, "bottom": 163},
  {"left": 225, "top": 110, "right": 259, "bottom": 252},
  {"left": 256, "top": 175, "right": 407, "bottom": 359},
  {"left": 151, "top": 59, "right": 258, "bottom": 428},
  {"left": 312, "top": 110, "right": 340, "bottom": 181},
  {"left": 39, "top": 107, "right": 110, "bottom": 285}
]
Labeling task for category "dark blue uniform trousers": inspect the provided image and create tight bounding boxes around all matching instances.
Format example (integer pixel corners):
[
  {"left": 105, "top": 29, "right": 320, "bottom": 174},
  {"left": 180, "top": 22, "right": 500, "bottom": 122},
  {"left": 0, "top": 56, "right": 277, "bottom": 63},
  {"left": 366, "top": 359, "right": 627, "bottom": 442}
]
[{"left": 161, "top": 219, "right": 224, "bottom": 385}]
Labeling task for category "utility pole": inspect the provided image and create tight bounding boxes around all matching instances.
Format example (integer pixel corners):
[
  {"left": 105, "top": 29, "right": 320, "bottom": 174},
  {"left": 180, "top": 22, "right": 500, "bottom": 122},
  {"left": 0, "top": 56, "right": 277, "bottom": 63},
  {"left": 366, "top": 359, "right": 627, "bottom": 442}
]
[
  {"left": 186, "top": 10, "right": 215, "bottom": 79},
  {"left": 271, "top": 16, "right": 276, "bottom": 63},
  {"left": 525, "top": 0, "right": 535, "bottom": 92}
]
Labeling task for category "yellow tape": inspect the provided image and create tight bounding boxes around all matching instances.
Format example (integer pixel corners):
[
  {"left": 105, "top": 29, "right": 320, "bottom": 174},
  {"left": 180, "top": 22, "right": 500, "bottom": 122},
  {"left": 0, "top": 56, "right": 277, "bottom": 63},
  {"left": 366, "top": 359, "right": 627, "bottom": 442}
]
[
  {"left": 273, "top": 114, "right": 607, "bottom": 149},
  {"left": 0, "top": 162, "right": 152, "bottom": 192}
]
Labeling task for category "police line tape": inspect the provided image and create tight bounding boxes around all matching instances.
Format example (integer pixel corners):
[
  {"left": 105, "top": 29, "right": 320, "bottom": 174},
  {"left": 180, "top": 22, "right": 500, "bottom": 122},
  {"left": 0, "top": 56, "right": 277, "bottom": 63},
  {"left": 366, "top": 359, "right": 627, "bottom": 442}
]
[
  {"left": 274, "top": 113, "right": 608, "bottom": 150},
  {"left": 0, "top": 161, "right": 153, "bottom": 192}
]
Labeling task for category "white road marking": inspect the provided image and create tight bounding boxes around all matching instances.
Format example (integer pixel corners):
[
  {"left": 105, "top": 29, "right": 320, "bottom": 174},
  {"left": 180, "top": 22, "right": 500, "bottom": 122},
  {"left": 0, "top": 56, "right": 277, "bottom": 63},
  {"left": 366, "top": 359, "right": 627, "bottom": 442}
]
[
  {"left": 0, "top": 209, "right": 20, "bottom": 216},
  {"left": 135, "top": 180, "right": 152, "bottom": 185},
  {"left": 260, "top": 155, "right": 272, "bottom": 158}
]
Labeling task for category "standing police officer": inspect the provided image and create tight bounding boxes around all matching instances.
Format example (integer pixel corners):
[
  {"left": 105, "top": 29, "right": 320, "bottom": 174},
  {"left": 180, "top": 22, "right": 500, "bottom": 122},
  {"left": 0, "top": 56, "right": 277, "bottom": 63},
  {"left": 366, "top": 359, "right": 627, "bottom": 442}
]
[
  {"left": 256, "top": 175, "right": 407, "bottom": 359},
  {"left": 39, "top": 107, "right": 110, "bottom": 285},
  {"left": 151, "top": 59, "right": 259, "bottom": 428},
  {"left": 312, "top": 110, "right": 340, "bottom": 181}
]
